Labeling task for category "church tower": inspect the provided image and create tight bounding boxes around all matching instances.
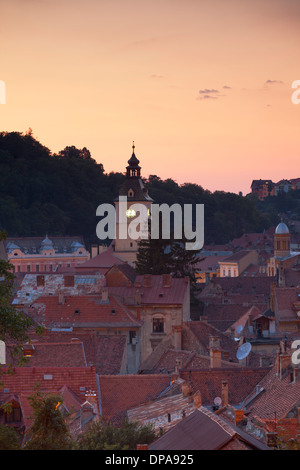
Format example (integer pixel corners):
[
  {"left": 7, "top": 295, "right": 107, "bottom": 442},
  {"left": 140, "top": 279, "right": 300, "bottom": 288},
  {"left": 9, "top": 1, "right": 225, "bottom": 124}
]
[
  {"left": 113, "top": 143, "right": 153, "bottom": 265},
  {"left": 274, "top": 222, "right": 291, "bottom": 258}
]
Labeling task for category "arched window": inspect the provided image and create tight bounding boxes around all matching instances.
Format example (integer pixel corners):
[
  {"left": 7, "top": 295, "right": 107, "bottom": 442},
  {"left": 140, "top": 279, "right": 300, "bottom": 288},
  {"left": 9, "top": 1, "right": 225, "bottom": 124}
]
[{"left": 153, "top": 317, "right": 164, "bottom": 333}]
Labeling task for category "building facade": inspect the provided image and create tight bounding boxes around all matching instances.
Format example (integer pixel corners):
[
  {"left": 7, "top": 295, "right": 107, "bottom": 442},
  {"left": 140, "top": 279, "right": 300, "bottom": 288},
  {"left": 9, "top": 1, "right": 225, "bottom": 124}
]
[{"left": 5, "top": 235, "right": 89, "bottom": 273}]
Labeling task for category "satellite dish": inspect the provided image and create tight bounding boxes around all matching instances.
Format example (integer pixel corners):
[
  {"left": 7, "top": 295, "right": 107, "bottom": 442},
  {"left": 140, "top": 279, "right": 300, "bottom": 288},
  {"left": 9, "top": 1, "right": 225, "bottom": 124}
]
[
  {"left": 214, "top": 396, "right": 222, "bottom": 406},
  {"left": 0, "top": 341, "right": 6, "bottom": 365},
  {"left": 236, "top": 342, "right": 252, "bottom": 361}
]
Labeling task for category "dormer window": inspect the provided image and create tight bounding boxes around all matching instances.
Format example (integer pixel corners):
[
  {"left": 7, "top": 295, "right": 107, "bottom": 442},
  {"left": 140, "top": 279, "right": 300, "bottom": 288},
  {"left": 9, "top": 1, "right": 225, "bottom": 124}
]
[{"left": 128, "top": 189, "right": 134, "bottom": 198}]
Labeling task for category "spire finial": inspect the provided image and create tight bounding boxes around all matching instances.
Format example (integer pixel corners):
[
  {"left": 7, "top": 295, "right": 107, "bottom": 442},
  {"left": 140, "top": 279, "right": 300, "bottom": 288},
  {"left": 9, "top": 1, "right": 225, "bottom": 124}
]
[{"left": 132, "top": 141, "right": 135, "bottom": 153}]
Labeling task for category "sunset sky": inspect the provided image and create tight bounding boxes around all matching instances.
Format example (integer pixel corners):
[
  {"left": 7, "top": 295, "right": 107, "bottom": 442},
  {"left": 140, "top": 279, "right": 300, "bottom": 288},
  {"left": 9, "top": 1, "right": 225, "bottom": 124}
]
[{"left": 1, "top": 0, "right": 300, "bottom": 195}]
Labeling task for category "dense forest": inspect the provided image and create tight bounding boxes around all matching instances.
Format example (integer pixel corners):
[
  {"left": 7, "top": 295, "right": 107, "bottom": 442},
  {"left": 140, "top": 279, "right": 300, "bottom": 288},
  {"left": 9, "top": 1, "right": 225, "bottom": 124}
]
[{"left": 0, "top": 130, "right": 282, "bottom": 249}]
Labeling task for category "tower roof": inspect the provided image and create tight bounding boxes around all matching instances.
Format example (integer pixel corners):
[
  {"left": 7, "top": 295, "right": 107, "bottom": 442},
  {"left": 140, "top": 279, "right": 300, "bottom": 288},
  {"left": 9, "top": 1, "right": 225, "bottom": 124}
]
[
  {"left": 127, "top": 142, "right": 140, "bottom": 168},
  {"left": 275, "top": 222, "right": 289, "bottom": 234},
  {"left": 116, "top": 143, "right": 153, "bottom": 202}
]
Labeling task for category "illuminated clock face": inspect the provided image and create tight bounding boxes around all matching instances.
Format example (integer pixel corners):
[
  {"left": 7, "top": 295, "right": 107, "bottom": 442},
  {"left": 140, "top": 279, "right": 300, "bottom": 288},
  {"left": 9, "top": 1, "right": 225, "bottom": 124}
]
[{"left": 126, "top": 209, "right": 136, "bottom": 218}]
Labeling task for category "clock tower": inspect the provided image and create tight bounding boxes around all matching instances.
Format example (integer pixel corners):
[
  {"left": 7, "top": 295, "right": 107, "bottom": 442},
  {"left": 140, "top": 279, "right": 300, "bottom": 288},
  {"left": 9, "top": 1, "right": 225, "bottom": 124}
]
[{"left": 113, "top": 143, "right": 153, "bottom": 265}]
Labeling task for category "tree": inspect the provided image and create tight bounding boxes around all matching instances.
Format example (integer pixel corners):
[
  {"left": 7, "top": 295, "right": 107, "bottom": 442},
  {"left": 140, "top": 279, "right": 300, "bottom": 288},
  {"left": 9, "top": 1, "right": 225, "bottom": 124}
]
[
  {"left": 77, "top": 418, "right": 156, "bottom": 450},
  {"left": 0, "top": 231, "right": 34, "bottom": 366},
  {"left": 134, "top": 219, "right": 173, "bottom": 275},
  {"left": 0, "top": 424, "right": 21, "bottom": 450},
  {"left": 24, "top": 387, "right": 74, "bottom": 450}
]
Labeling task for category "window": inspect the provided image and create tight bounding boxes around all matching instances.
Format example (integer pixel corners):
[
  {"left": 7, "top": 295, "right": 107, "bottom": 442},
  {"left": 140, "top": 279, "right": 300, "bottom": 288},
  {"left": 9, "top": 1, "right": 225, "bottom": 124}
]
[
  {"left": 153, "top": 318, "right": 164, "bottom": 333},
  {"left": 5, "top": 406, "right": 21, "bottom": 423},
  {"left": 129, "top": 331, "right": 137, "bottom": 344},
  {"left": 27, "top": 265, "right": 31, "bottom": 272},
  {"left": 36, "top": 264, "right": 40, "bottom": 272}
]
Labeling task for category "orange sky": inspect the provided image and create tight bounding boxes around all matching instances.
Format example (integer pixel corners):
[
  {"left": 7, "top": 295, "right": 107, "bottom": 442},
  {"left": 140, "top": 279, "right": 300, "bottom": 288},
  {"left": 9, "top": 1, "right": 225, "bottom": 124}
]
[{"left": 1, "top": 0, "right": 300, "bottom": 195}]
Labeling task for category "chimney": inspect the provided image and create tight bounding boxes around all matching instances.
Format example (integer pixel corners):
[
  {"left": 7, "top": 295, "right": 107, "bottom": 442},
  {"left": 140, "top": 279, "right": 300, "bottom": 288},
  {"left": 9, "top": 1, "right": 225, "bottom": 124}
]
[
  {"left": 221, "top": 380, "right": 229, "bottom": 406},
  {"left": 102, "top": 288, "right": 108, "bottom": 303},
  {"left": 136, "top": 444, "right": 148, "bottom": 450},
  {"left": 209, "top": 336, "right": 222, "bottom": 368},
  {"left": 276, "top": 344, "right": 291, "bottom": 380},
  {"left": 175, "top": 357, "right": 183, "bottom": 374},
  {"left": 144, "top": 274, "right": 152, "bottom": 287},
  {"left": 193, "top": 390, "right": 202, "bottom": 409},
  {"left": 91, "top": 245, "right": 98, "bottom": 258},
  {"left": 58, "top": 291, "right": 65, "bottom": 305},
  {"left": 234, "top": 409, "right": 244, "bottom": 426},
  {"left": 181, "top": 381, "right": 193, "bottom": 397},
  {"left": 173, "top": 325, "right": 182, "bottom": 350},
  {"left": 162, "top": 274, "right": 171, "bottom": 287},
  {"left": 135, "top": 290, "right": 142, "bottom": 305}
]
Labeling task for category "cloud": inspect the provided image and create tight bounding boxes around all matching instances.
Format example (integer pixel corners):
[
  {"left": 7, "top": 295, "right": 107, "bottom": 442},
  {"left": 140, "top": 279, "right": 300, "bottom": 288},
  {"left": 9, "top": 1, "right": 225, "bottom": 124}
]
[
  {"left": 196, "top": 94, "right": 219, "bottom": 100},
  {"left": 198, "top": 88, "right": 219, "bottom": 94},
  {"left": 197, "top": 87, "right": 230, "bottom": 101},
  {"left": 150, "top": 74, "right": 164, "bottom": 79},
  {"left": 264, "top": 79, "right": 284, "bottom": 85},
  {"left": 223, "top": 85, "right": 232, "bottom": 89}
]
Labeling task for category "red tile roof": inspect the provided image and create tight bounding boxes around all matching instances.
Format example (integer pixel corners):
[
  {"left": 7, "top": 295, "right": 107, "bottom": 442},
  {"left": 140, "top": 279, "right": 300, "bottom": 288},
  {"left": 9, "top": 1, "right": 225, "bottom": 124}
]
[
  {"left": 245, "top": 362, "right": 300, "bottom": 422},
  {"left": 29, "top": 294, "right": 142, "bottom": 329},
  {"left": 183, "top": 321, "right": 240, "bottom": 363},
  {"left": 6, "top": 342, "right": 87, "bottom": 368},
  {"left": 180, "top": 368, "right": 270, "bottom": 406},
  {"left": 98, "top": 374, "right": 172, "bottom": 423},
  {"left": 0, "top": 366, "right": 100, "bottom": 429},
  {"left": 148, "top": 407, "right": 270, "bottom": 450},
  {"left": 108, "top": 275, "right": 189, "bottom": 305},
  {"left": 203, "top": 303, "right": 261, "bottom": 332},
  {"left": 274, "top": 287, "right": 300, "bottom": 322},
  {"left": 7, "top": 330, "right": 127, "bottom": 374},
  {"left": 75, "top": 248, "right": 125, "bottom": 270}
]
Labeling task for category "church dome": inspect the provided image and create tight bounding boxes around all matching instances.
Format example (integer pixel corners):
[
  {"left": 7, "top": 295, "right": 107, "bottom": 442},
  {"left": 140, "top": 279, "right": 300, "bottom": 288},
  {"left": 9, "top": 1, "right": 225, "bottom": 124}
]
[{"left": 275, "top": 222, "right": 289, "bottom": 234}]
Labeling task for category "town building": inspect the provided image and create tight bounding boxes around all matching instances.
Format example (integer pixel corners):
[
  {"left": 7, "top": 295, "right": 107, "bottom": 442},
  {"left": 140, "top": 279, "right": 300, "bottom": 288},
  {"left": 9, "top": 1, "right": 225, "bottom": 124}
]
[
  {"left": 251, "top": 180, "right": 274, "bottom": 200},
  {"left": 218, "top": 250, "right": 259, "bottom": 278},
  {"left": 4, "top": 235, "right": 89, "bottom": 273}
]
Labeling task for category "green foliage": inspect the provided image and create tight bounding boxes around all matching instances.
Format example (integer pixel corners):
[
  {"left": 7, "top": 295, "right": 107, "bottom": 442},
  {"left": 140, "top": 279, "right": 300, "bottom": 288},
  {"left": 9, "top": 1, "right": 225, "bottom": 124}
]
[
  {"left": 0, "top": 231, "right": 34, "bottom": 365},
  {"left": 24, "top": 387, "right": 74, "bottom": 450},
  {"left": 0, "top": 424, "right": 22, "bottom": 450},
  {"left": 0, "top": 130, "right": 275, "bottom": 248},
  {"left": 76, "top": 418, "right": 156, "bottom": 450}
]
